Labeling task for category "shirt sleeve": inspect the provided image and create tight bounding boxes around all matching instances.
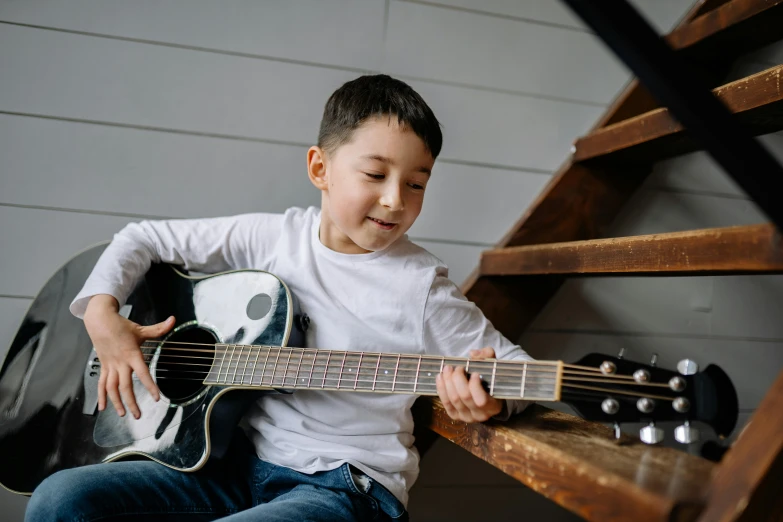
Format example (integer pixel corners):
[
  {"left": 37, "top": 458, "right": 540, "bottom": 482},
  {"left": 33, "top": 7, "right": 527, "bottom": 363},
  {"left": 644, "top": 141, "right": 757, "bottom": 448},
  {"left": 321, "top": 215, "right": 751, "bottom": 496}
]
[
  {"left": 69, "top": 212, "right": 283, "bottom": 318},
  {"left": 422, "top": 272, "right": 534, "bottom": 420}
]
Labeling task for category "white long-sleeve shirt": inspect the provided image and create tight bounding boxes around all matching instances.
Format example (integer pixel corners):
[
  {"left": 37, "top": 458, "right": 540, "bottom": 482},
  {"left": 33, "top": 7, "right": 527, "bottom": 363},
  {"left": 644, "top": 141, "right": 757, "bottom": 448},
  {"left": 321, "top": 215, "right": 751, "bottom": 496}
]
[{"left": 70, "top": 206, "right": 532, "bottom": 507}]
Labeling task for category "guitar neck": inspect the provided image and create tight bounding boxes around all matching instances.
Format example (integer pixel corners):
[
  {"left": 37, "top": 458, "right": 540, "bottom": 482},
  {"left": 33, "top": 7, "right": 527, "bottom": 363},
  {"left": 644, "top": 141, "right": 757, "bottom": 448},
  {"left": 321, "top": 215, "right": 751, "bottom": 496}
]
[{"left": 202, "top": 345, "right": 562, "bottom": 401}]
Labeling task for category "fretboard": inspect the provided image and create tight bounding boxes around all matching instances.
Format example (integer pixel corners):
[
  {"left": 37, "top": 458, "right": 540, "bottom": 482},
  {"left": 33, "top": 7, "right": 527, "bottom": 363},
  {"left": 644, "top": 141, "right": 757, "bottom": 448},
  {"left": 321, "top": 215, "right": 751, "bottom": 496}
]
[{"left": 203, "top": 345, "right": 561, "bottom": 401}]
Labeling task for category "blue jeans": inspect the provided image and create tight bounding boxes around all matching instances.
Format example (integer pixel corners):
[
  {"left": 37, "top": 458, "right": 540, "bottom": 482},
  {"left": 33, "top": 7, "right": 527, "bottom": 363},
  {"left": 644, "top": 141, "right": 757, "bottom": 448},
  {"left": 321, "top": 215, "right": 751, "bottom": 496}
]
[{"left": 25, "top": 433, "right": 407, "bottom": 522}]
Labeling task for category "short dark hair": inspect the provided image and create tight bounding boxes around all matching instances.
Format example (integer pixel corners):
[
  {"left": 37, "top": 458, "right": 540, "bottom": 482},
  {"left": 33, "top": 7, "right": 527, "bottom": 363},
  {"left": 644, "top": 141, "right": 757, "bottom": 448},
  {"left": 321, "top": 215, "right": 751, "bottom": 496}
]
[{"left": 317, "top": 74, "right": 442, "bottom": 159}]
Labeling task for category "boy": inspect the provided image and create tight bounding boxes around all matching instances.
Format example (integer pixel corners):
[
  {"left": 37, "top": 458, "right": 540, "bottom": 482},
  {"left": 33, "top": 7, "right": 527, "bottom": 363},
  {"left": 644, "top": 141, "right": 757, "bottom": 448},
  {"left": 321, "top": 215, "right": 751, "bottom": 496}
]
[{"left": 25, "top": 74, "right": 532, "bottom": 521}]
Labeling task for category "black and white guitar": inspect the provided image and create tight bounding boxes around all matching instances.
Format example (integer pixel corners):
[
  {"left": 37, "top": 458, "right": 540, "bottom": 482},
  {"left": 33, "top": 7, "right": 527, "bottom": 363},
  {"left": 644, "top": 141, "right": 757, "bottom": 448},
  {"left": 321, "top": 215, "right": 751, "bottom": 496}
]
[{"left": 0, "top": 244, "right": 738, "bottom": 495}]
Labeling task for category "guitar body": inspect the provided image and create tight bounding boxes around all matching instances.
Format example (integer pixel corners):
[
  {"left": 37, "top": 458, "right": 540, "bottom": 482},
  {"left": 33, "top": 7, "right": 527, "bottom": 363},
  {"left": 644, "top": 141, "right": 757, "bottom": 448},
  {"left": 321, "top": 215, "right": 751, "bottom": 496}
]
[{"left": 0, "top": 244, "right": 304, "bottom": 495}]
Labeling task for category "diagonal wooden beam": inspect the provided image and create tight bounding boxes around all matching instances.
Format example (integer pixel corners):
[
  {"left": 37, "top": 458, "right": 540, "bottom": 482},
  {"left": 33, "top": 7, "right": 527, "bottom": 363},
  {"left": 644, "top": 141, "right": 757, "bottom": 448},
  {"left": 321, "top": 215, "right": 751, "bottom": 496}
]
[
  {"left": 696, "top": 369, "right": 783, "bottom": 521},
  {"left": 573, "top": 65, "right": 783, "bottom": 165},
  {"left": 481, "top": 224, "right": 783, "bottom": 276}
]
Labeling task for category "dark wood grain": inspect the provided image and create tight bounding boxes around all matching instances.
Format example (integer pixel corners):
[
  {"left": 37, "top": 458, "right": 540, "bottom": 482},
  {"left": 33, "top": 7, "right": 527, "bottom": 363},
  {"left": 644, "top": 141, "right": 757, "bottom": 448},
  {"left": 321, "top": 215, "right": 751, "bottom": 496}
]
[
  {"left": 574, "top": 64, "right": 783, "bottom": 165},
  {"left": 413, "top": 399, "right": 714, "bottom": 522},
  {"left": 696, "top": 370, "right": 783, "bottom": 522},
  {"left": 667, "top": 0, "right": 783, "bottom": 61},
  {"left": 480, "top": 224, "right": 783, "bottom": 276},
  {"left": 460, "top": 0, "right": 751, "bottom": 340},
  {"left": 599, "top": 0, "right": 776, "bottom": 127}
]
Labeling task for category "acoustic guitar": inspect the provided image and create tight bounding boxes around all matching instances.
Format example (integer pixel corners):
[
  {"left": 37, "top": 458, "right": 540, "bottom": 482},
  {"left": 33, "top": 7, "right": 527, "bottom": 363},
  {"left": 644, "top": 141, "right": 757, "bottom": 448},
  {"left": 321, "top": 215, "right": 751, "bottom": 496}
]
[{"left": 0, "top": 244, "right": 738, "bottom": 495}]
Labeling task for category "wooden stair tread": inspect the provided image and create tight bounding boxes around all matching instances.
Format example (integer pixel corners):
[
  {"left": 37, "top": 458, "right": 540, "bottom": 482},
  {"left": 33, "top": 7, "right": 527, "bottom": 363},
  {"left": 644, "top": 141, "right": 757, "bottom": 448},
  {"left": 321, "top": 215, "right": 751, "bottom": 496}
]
[
  {"left": 480, "top": 223, "right": 783, "bottom": 276},
  {"left": 666, "top": 0, "right": 783, "bottom": 58},
  {"left": 414, "top": 399, "right": 714, "bottom": 522},
  {"left": 573, "top": 64, "right": 783, "bottom": 165},
  {"left": 599, "top": 0, "right": 783, "bottom": 127}
]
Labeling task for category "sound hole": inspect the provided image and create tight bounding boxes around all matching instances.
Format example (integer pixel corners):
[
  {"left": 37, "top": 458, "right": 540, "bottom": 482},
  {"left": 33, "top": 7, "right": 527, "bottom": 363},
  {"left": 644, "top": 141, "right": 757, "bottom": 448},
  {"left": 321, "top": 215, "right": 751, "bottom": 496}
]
[
  {"left": 247, "top": 293, "right": 272, "bottom": 320},
  {"left": 155, "top": 326, "right": 216, "bottom": 403}
]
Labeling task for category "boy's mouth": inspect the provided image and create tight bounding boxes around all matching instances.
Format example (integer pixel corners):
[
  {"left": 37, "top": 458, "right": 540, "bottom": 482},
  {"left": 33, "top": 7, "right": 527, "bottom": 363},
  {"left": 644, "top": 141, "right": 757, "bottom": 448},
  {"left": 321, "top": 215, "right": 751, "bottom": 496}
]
[{"left": 367, "top": 217, "right": 397, "bottom": 230}]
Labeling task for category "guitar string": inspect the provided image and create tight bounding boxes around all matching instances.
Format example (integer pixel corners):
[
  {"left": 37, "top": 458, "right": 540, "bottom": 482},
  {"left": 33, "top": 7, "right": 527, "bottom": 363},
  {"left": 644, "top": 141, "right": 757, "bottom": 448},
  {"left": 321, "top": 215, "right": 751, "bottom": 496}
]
[
  {"left": 139, "top": 340, "right": 581, "bottom": 369},
  {"left": 119, "top": 343, "right": 680, "bottom": 400},
  {"left": 139, "top": 355, "right": 671, "bottom": 389},
  {"left": 146, "top": 364, "right": 671, "bottom": 393},
  {"left": 138, "top": 340, "right": 638, "bottom": 376},
  {"left": 137, "top": 341, "right": 672, "bottom": 386},
  {"left": 144, "top": 373, "right": 675, "bottom": 401}
]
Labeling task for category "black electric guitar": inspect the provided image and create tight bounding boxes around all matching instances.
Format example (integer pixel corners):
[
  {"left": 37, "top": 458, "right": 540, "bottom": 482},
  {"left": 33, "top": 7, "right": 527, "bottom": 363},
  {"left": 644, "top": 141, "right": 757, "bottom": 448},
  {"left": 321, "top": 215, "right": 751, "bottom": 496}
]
[{"left": 0, "top": 244, "right": 738, "bottom": 495}]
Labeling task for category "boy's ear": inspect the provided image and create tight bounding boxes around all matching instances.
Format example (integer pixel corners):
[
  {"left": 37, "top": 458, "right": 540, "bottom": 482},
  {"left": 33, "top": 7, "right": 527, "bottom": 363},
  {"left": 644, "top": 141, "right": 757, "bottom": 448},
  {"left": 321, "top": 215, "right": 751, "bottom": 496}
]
[{"left": 307, "top": 146, "right": 329, "bottom": 191}]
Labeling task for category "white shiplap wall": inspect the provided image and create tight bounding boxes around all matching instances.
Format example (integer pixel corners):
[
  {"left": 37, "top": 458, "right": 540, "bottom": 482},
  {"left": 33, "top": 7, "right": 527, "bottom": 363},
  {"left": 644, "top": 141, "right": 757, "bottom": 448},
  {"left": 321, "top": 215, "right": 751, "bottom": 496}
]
[{"left": 1, "top": 1, "right": 700, "bottom": 520}]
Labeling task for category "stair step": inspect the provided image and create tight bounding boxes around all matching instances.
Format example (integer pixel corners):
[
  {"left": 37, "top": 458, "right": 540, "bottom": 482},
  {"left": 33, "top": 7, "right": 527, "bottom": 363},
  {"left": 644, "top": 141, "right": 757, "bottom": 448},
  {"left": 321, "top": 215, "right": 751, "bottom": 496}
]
[
  {"left": 666, "top": 0, "right": 783, "bottom": 59},
  {"left": 600, "top": 0, "right": 783, "bottom": 127},
  {"left": 573, "top": 65, "right": 783, "bottom": 165},
  {"left": 480, "top": 224, "right": 783, "bottom": 277}
]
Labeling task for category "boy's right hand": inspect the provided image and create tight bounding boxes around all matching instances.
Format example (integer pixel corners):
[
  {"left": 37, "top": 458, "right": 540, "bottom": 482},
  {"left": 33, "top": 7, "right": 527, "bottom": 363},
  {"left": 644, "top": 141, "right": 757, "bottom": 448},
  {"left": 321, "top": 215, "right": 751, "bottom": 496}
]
[{"left": 84, "top": 294, "right": 175, "bottom": 419}]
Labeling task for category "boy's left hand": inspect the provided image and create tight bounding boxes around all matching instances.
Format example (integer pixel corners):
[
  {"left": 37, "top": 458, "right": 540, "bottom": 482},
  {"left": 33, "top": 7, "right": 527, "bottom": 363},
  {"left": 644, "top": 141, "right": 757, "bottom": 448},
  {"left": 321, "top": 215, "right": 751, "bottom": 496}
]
[{"left": 436, "top": 346, "right": 504, "bottom": 423}]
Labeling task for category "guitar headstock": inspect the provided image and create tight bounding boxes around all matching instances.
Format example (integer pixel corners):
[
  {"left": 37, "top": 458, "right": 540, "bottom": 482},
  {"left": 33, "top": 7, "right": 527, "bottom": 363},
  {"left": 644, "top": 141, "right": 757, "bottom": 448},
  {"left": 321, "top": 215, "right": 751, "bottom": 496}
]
[{"left": 561, "top": 352, "right": 738, "bottom": 445}]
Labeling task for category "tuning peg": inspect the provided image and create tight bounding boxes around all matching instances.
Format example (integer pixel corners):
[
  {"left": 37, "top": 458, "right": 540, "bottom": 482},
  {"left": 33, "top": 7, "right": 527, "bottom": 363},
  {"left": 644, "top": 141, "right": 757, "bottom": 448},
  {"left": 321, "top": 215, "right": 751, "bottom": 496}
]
[
  {"left": 600, "top": 361, "right": 617, "bottom": 375},
  {"left": 650, "top": 353, "right": 658, "bottom": 367},
  {"left": 639, "top": 422, "right": 664, "bottom": 444},
  {"left": 672, "top": 397, "right": 690, "bottom": 413},
  {"left": 669, "top": 376, "right": 686, "bottom": 392},
  {"left": 677, "top": 359, "right": 699, "bottom": 375},
  {"left": 633, "top": 369, "right": 650, "bottom": 383},
  {"left": 636, "top": 397, "right": 655, "bottom": 413},
  {"left": 674, "top": 421, "right": 700, "bottom": 444},
  {"left": 601, "top": 398, "right": 620, "bottom": 415},
  {"left": 617, "top": 348, "right": 626, "bottom": 359},
  {"left": 613, "top": 422, "right": 622, "bottom": 440}
]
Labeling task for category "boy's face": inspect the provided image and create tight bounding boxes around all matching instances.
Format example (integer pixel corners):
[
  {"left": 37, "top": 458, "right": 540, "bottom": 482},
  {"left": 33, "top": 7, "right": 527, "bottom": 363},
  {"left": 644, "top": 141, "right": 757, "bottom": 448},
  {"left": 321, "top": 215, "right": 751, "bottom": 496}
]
[{"left": 308, "top": 117, "right": 435, "bottom": 254}]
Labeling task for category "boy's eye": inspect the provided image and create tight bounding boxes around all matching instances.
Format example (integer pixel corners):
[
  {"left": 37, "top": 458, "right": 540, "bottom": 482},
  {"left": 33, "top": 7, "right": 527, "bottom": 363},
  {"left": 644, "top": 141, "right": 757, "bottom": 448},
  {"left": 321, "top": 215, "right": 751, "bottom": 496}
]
[
  {"left": 409, "top": 183, "right": 425, "bottom": 190},
  {"left": 364, "top": 173, "right": 384, "bottom": 180}
]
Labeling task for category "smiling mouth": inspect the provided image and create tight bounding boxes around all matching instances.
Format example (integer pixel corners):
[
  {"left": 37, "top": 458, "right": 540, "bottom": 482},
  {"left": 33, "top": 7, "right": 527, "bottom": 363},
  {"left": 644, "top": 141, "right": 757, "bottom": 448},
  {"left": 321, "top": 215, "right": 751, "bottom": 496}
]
[{"left": 367, "top": 217, "right": 397, "bottom": 229}]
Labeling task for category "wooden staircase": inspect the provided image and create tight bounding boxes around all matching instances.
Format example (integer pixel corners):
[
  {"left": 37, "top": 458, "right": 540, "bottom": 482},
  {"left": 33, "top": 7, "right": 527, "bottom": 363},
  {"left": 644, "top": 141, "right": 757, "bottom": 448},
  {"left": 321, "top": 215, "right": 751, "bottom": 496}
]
[{"left": 413, "top": 1, "right": 783, "bottom": 520}]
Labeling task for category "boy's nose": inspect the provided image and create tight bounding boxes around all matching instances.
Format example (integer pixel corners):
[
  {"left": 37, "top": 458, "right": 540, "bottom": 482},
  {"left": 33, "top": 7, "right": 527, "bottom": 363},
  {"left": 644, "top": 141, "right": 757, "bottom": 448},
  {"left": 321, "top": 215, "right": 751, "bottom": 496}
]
[{"left": 380, "top": 186, "right": 404, "bottom": 211}]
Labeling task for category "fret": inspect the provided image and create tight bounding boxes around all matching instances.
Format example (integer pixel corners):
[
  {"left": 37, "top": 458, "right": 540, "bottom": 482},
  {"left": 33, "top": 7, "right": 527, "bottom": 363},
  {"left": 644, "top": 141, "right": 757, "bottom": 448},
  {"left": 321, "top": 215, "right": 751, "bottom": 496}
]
[
  {"left": 391, "top": 354, "right": 401, "bottom": 392},
  {"left": 238, "top": 345, "right": 248, "bottom": 384},
  {"left": 354, "top": 353, "right": 363, "bottom": 390},
  {"left": 241, "top": 345, "right": 251, "bottom": 385},
  {"left": 372, "top": 355, "right": 390, "bottom": 392},
  {"left": 466, "top": 359, "right": 470, "bottom": 373},
  {"left": 372, "top": 354, "right": 381, "bottom": 391},
  {"left": 282, "top": 348, "right": 293, "bottom": 387},
  {"left": 250, "top": 346, "right": 261, "bottom": 386},
  {"left": 521, "top": 363, "right": 527, "bottom": 399},
  {"left": 322, "top": 351, "right": 332, "bottom": 388},
  {"left": 226, "top": 345, "right": 237, "bottom": 384},
  {"left": 216, "top": 344, "right": 228, "bottom": 383},
  {"left": 307, "top": 349, "right": 315, "bottom": 388},
  {"left": 413, "top": 356, "right": 422, "bottom": 393},
  {"left": 294, "top": 349, "right": 305, "bottom": 387},
  {"left": 337, "top": 352, "right": 347, "bottom": 389},
  {"left": 272, "top": 348, "right": 282, "bottom": 387},
  {"left": 490, "top": 359, "right": 497, "bottom": 396},
  {"left": 421, "top": 361, "right": 437, "bottom": 391},
  {"left": 233, "top": 345, "right": 245, "bottom": 384},
  {"left": 261, "top": 347, "right": 272, "bottom": 386}
]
